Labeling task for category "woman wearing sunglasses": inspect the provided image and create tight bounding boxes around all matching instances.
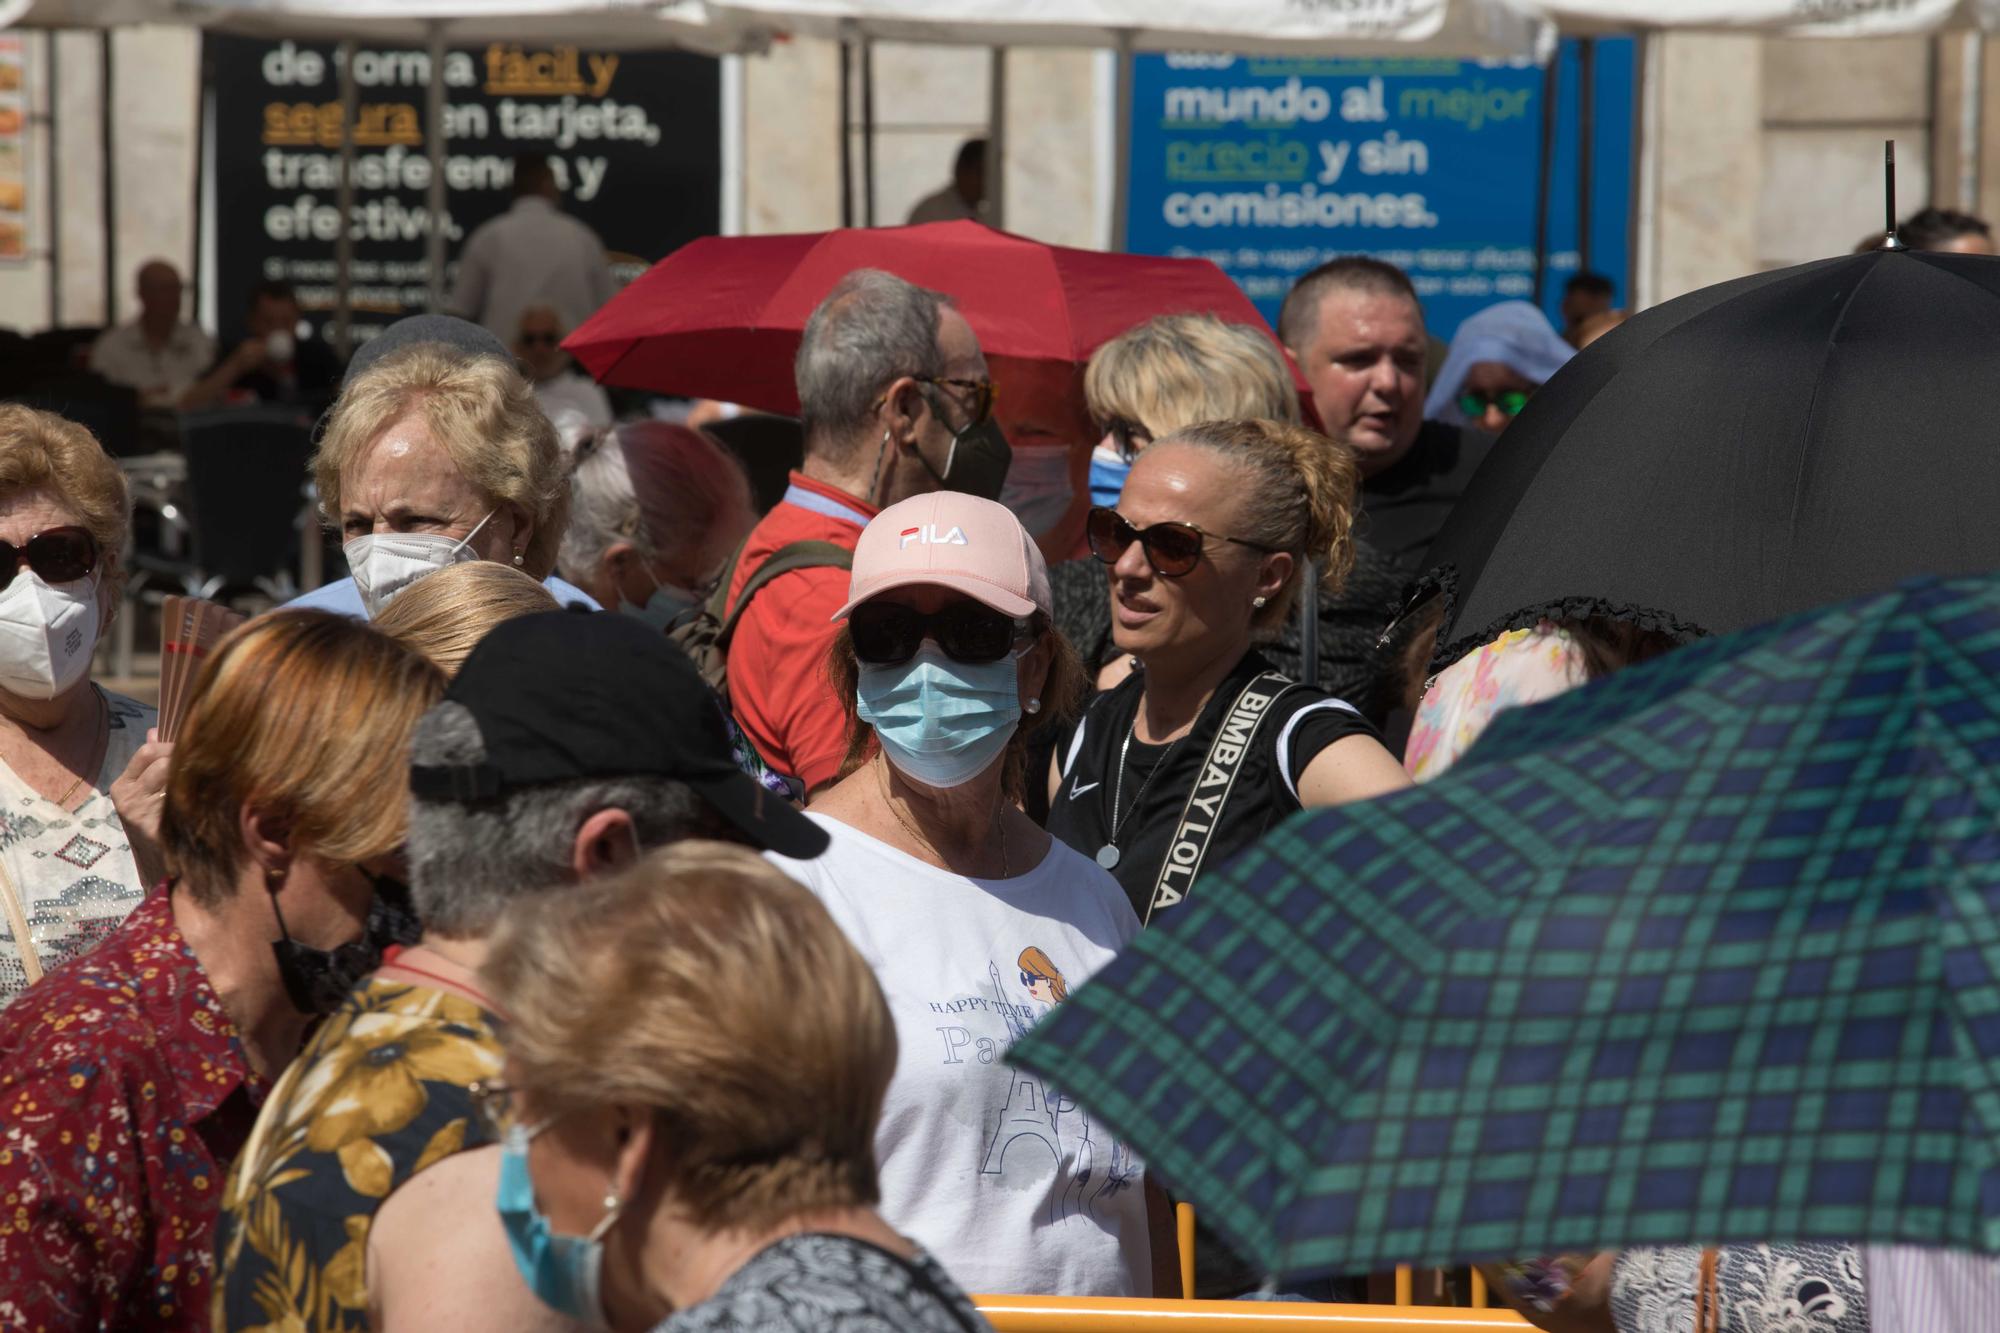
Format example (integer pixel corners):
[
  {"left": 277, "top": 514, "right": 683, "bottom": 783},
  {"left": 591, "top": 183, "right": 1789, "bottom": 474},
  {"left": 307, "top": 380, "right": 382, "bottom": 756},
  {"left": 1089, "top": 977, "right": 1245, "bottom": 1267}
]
[
  {"left": 765, "top": 491, "right": 1166, "bottom": 1300},
  {"left": 1422, "top": 300, "right": 1575, "bottom": 435},
  {"left": 1048, "top": 418, "right": 1411, "bottom": 925},
  {"left": 0, "top": 406, "right": 173, "bottom": 1006}
]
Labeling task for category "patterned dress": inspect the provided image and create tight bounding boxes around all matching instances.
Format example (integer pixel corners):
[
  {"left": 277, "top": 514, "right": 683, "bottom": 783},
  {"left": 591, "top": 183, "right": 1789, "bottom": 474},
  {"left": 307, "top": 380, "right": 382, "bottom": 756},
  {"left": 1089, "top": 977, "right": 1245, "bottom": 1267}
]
[
  {"left": 212, "top": 975, "right": 504, "bottom": 1333},
  {"left": 1612, "top": 1243, "right": 1869, "bottom": 1333},
  {"left": 0, "top": 689, "right": 157, "bottom": 1006},
  {"left": 0, "top": 887, "right": 264, "bottom": 1332},
  {"left": 657, "top": 1233, "right": 992, "bottom": 1333}
]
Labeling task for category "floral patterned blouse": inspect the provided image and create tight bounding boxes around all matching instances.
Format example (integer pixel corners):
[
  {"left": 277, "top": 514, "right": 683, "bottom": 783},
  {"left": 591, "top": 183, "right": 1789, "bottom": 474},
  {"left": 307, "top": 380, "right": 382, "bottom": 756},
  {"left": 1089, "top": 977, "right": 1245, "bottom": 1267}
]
[
  {"left": 212, "top": 973, "right": 503, "bottom": 1333},
  {"left": 0, "top": 886, "right": 264, "bottom": 1332}
]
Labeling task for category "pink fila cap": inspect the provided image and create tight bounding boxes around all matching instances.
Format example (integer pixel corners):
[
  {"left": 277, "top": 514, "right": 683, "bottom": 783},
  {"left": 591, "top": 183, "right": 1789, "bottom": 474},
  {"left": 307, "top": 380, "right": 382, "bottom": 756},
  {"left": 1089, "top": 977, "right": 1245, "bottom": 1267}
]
[{"left": 832, "top": 492, "right": 1052, "bottom": 622}]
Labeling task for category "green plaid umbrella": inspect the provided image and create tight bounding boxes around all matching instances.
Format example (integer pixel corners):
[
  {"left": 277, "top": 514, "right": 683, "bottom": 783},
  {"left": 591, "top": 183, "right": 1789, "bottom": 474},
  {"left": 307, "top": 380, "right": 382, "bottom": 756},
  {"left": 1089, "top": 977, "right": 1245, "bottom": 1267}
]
[{"left": 1012, "top": 574, "right": 2000, "bottom": 1280}]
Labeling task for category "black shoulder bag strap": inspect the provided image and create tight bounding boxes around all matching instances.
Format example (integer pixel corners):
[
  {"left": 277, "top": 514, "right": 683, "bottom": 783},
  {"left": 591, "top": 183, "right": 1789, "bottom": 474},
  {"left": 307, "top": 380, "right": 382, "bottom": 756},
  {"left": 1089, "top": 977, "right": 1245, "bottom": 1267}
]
[{"left": 1144, "top": 670, "right": 1296, "bottom": 926}]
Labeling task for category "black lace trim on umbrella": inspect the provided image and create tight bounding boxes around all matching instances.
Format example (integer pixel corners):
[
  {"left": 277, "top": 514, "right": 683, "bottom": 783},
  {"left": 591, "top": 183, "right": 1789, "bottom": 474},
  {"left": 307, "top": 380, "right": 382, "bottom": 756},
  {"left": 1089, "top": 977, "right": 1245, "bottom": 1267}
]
[{"left": 1417, "top": 563, "right": 1713, "bottom": 676}]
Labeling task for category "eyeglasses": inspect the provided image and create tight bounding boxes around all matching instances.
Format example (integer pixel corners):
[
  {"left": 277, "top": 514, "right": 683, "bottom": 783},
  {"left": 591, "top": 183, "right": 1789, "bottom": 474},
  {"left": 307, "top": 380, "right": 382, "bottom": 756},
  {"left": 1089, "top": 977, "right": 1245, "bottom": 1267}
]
[
  {"left": 849, "top": 599, "right": 1029, "bottom": 666},
  {"left": 1085, "top": 506, "right": 1276, "bottom": 579},
  {"left": 518, "top": 331, "right": 561, "bottom": 348},
  {"left": 913, "top": 376, "right": 997, "bottom": 429},
  {"left": 469, "top": 1080, "right": 520, "bottom": 1139},
  {"left": 1098, "top": 416, "right": 1154, "bottom": 464},
  {"left": 1456, "top": 388, "right": 1530, "bottom": 419},
  {"left": 0, "top": 526, "right": 98, "bottom": 591}
]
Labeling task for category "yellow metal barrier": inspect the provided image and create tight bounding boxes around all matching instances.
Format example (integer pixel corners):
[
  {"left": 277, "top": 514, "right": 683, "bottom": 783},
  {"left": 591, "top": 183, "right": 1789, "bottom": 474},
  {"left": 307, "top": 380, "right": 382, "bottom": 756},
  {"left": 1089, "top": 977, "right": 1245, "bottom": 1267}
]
[{"left": 973, "top": 1295, "right": 1530, "bottom": 1330}]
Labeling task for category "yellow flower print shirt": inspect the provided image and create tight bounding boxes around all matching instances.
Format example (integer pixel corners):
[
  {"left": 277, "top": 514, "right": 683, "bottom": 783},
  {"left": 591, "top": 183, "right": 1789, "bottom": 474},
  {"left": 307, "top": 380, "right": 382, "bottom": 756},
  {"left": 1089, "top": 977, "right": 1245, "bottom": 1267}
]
[{"left": 210, "top": 976, "right": 503, "bottom": 1333}]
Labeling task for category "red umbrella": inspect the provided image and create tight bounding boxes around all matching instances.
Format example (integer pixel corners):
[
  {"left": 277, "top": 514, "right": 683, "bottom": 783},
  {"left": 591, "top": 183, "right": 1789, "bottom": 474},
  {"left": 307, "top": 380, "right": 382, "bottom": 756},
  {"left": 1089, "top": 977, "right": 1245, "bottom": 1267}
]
[{"left": 564, "top": 220, "right": 1308, "bottom": 417}]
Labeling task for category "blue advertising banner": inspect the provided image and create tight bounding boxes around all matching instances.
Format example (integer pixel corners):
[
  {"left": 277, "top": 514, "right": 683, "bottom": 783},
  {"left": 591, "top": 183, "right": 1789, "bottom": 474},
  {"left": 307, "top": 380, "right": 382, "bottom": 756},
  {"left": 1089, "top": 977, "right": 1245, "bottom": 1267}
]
[{"left": 1124, "top": 43, "right": 1634, "bottom": 342}]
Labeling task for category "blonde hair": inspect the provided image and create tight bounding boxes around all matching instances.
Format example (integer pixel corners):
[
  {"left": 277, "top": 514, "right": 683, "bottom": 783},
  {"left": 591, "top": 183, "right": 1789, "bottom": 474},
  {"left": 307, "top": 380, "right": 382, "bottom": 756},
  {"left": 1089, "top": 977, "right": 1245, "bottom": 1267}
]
[
  {"left": 1152, "top": 419, "right": 1358, "bottom": 636},
  {"left": 372, "top": 561, "right": 559, "bottom": 677},
  {"left": 557, "top": 422, "right": 754, "bottom": 584},
  {"left": 1084, "top": 313, "right": 1300, "bottom": 439},
  {"left": 161, "top": 610, "right": 445, "bottom": 904},
  {"left": 312, "top": 343, "right": 571, "bottom": 578},
  {"left": 483, "top": 841, "right": 897, "bottom": 1233},
  {"left": 0, "top": 404, "right": 132, "bottom": 607}
]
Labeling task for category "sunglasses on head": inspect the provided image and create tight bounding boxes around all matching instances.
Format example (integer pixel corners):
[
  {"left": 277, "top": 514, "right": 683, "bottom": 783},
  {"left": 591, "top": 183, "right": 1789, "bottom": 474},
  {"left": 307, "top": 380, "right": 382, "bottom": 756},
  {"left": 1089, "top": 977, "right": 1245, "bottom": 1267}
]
[
  {"left": 1457, "top": 388, "right": 1530, "bottom": 419},
  {"left": 849, "top": 598, "right": 1029, "bottom": 667},
  {"left": 1085, "top": 506, "right": 1275, "bottom": 579},
  {"left": 1098, "top": 416, "right": 1154, "bottom": 464},
  {"left": 0, "top": 526, "right": 98, "bottom": 591}
]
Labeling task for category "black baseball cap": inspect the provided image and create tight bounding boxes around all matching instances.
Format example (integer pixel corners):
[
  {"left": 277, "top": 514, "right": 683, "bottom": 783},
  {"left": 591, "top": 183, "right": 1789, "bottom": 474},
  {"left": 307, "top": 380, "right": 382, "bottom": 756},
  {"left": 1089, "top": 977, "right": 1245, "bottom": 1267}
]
[{"left": 407, "top": 610, "right": 828, "bottom": 860}]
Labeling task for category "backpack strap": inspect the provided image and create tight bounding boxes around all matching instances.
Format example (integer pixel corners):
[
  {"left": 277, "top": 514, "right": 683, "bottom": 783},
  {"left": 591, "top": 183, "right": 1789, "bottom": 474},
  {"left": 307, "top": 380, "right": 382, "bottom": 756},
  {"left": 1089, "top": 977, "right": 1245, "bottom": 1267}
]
[{"left": 716, "top": 539, "right": 855, "bottom": 648}]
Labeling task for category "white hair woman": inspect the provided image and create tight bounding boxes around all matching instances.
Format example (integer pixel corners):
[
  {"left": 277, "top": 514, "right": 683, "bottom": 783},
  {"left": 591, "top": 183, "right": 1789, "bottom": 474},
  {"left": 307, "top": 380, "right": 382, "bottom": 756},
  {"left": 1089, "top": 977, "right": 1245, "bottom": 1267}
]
[
  {"left": 287, "top": 315, "right": 595, "bottom": 619},
  {"left": 557, "top": 422, "right": 756, "bottom": 630}
]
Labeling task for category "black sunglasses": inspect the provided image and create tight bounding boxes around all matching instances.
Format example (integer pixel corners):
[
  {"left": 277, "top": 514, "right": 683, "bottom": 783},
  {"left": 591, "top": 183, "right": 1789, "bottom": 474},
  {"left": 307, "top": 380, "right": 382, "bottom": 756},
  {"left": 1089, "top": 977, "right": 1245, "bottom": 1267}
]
[
  {"left": 0, "top": 526, "right": 98, "bottom": 590},
  {"left": 1086, "top": 506, "right": 1276, "bottom": 579},
  {"left": 850, "top": 599, "right": 1029, "bottom": 666},
  {"left": 518, "top": 331, "right": 561, "bottom": 348},
  {"left": 1098, "top": 416, "right": 1153, "bottom": 464},
  {"left": 914, "top": 376, "right": 997, "bottom": 429}
]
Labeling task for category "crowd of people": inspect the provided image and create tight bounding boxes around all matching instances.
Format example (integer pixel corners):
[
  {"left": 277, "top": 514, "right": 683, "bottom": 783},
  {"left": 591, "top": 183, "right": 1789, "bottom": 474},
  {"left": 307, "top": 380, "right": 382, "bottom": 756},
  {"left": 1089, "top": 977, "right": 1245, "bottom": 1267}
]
[{"left": 0, "top": 188, "right": 1991, "bottom": 1333}]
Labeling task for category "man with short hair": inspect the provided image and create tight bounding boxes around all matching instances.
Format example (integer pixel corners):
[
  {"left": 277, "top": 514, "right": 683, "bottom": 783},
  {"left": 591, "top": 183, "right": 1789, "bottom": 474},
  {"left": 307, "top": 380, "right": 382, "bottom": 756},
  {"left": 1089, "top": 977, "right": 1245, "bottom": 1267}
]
[
  {"left": 180, "top": 279, "right": 343, "bottom": 412},
  {"left": 449, "top": 151, "right": 620, "bottom": 342},
  {"left": 89, "top": 259, "right": 214, "bottom": 408},
  {"left": 907, "top": 137, "right": 987, "bottom": 225},
  {"left": 1559, "top": 271, "right": 1617, "bottom": 347},
  {"left": 212, "top": 611, "right": 828, "bottom": 1333},
  {"left": 1900, "top": 205, "right": 1994, "bottom": 254},
  {"left": 724, "top": 267, "right": 1005, "bottom": 792},
  {"left": 1278, "top": 256, "right": 1494, "bottom": 569}
]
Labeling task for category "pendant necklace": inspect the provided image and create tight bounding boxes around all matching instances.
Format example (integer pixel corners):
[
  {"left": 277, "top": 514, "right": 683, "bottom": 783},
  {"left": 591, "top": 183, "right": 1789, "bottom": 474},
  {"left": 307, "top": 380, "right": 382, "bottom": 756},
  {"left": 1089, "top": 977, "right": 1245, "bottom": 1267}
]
[{"left": 1096, "top": 709, "right": 1187, "bottom": 871}]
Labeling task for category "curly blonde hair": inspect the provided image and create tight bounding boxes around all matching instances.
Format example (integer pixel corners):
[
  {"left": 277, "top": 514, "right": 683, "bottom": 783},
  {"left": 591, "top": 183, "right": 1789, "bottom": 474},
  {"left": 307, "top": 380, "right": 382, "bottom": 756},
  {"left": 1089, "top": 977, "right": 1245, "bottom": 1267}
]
[
  {"left": 1084, "top": 313, "right": 1300, "bottom": 440},
  {"left": 312, "top": 343, "right": 571, "bottom": 578},
  {"left": 0, "top": 404, "right": 132, "bottom": 612}
]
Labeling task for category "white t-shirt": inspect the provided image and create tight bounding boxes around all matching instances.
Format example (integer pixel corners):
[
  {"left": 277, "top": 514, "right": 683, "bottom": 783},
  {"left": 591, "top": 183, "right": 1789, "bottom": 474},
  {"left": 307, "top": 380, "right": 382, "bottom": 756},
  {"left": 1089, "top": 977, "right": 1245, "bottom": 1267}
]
[{"left": 768, "top": 813, "right": 1151, "bottom": 1298}]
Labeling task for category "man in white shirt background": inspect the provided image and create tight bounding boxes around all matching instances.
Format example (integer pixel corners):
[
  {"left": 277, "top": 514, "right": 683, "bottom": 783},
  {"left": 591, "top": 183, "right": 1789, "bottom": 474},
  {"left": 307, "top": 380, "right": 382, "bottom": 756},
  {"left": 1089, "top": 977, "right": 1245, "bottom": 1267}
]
[
  {"left": 448, "top": 152, "right": 620, "bottom": 344},
  {"left": 905, "top": 138, "right": 986, "bottom": 226},
  {"left": 87, "top": 259, "right": 214, "bottom": 409}
]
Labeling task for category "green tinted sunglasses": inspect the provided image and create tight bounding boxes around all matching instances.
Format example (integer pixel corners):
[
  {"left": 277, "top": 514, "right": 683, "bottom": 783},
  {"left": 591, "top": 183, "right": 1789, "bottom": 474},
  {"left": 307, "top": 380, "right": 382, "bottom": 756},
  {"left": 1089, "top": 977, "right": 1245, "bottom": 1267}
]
[{"left": 1457, "top": 389, "right": 1531, "bottom": 419}]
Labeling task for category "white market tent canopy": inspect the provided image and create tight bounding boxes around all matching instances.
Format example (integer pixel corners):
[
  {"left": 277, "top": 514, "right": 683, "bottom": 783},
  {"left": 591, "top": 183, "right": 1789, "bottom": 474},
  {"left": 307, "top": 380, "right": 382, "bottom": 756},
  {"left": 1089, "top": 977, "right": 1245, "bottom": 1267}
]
[
  {"left": 179, "top": 0, "right": 760, "bottom": 51},
  {"left": 1523, "top": 0, "right": 2000, "bottom": 37},
  {"left": 702, "top": 0, "right": 1544, "bottom": 57}
]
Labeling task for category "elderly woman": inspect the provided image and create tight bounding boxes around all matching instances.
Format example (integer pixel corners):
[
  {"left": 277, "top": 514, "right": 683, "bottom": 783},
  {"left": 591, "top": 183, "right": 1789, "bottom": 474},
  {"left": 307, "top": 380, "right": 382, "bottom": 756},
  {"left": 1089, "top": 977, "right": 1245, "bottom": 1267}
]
[
  {"left": 373, "top": 558, "right": 560, "bottom": 676},
  {"left": 0, "top": 610, "right": 443, "bottom": 1330},
  {"left": 287, "top": 314, "right": 594, "bottom": 619},
  {"left": 1422, "top": 300, "right": 1575, "bottom": 434},
  {"left": 763, "top": 490, "right": 1162, "bottom": 1299},
  {"left": 557, "top": 421, "right": 757, "bottom": 630},
  {"left": 477, "top": 840, "right": 992, "bottom": 1331},
  {"left": 0, "top": 404, "right": 172, "bottom": 1004}
]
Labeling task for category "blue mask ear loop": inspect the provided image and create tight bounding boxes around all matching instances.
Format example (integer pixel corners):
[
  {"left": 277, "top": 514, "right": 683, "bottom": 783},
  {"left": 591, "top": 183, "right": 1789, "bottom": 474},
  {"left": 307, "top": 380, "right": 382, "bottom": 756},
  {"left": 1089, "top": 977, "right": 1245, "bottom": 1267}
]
[{"left": 517, "top": 1117, "right": 626, "bottom": 1242}]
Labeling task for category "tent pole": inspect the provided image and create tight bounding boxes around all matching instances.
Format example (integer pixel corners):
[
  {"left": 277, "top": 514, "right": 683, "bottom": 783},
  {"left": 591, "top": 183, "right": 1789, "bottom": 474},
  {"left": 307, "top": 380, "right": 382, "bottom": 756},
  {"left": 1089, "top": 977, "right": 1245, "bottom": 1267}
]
[
  {"left": 100, "top": 31, "right": 113, "bottom": 326},
  {"left": 860, "top": 37, "right": 876, "bottom": 226},
  {"left": 334, "top": 39, "right": 358, "bottom": 359},
  {"left": 1112, "top": 31, "right": 1132, "bottom": 251},
  {"left": 425, "top": 23, "right": 448, "bottom": 311},
  {"left": 988, "top": 47, "right": 1006, "bottom": 229},
  {"left": 1531, "top": 53, "right": 1557, "bottom": 308},
  {"left": 839, "top": 38, "right": 854, "bottom": 228}
]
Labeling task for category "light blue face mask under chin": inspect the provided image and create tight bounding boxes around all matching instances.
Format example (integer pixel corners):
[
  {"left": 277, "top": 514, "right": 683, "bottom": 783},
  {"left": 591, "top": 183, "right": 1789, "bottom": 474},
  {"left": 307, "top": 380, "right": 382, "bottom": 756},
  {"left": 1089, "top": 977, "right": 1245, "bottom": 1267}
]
[
  {"left": 495, "top": 1123, "right": 617, "bottom": 1329},
  {"left": 856, "top": 642, "right": 1022, "bottom": 789}
]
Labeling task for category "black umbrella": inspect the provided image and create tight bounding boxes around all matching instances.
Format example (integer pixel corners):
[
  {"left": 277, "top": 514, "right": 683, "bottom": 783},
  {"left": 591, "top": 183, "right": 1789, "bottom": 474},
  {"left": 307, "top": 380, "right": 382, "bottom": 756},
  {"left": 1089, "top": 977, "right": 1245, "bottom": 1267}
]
[{"left": 1423, "top": 248, "right": 2000, "bottom": 668}]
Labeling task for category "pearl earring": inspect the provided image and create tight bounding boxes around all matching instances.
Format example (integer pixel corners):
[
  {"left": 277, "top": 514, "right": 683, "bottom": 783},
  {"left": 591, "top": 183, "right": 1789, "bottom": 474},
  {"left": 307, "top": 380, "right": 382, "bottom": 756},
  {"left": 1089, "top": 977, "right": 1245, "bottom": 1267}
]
[
  {"left": 1252, "top": 595, "right": 1267, "bottom": 608},
  {"left": 1025, "top": 698, "right": 1041, "bottom": 714},
  {"left": 513, "top": 551, "right": 525, "bottom": 567}
]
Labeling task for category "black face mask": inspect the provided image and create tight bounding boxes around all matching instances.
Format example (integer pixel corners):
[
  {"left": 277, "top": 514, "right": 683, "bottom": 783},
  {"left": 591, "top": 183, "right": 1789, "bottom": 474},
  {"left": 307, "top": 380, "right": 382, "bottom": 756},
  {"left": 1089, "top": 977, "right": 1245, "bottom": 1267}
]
[
  {"left": 268, "top": 869, "right": 420, "bottom": 1017},
  {"left": 910, "top": 387, "right": 1011, "bottom": 501}
]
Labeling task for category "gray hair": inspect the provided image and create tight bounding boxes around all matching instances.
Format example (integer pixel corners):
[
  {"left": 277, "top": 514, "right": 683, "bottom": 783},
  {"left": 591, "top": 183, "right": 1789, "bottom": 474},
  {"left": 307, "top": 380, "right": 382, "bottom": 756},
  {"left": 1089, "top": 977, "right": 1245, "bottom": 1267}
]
[
  {"left": 406, "top": 701, "right": 746, "bottom": 937},
  {"left": 557, "top": 422, "right": 753, "bottom": 584},
  {"left": 794, "top": 268, "right": 951, "bottom": 462}
]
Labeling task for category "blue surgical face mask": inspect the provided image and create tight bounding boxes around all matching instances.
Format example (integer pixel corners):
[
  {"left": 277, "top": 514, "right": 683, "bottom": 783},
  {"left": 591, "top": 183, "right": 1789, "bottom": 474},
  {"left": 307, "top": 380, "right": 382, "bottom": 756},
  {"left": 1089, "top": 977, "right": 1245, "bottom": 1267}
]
[
  {"left": 1088, "top": 443, "right": 1130, "bottom": 510},
  {"left": 617, "top": 566, "right": 698, "bottom": 634},
  {"left": 857, "top": 642, "right": 1021, "bottom": 789},
  {"left": 495, "top": 1122, "right": 619, "bottom": 1329}
]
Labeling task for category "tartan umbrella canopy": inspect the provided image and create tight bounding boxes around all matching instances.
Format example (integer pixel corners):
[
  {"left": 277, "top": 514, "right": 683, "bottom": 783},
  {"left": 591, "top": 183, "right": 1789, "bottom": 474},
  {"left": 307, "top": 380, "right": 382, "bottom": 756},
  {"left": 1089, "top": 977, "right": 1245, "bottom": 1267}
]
[{"left": 1012, "top": 573, "right": 2000, "bottom": 1280}]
